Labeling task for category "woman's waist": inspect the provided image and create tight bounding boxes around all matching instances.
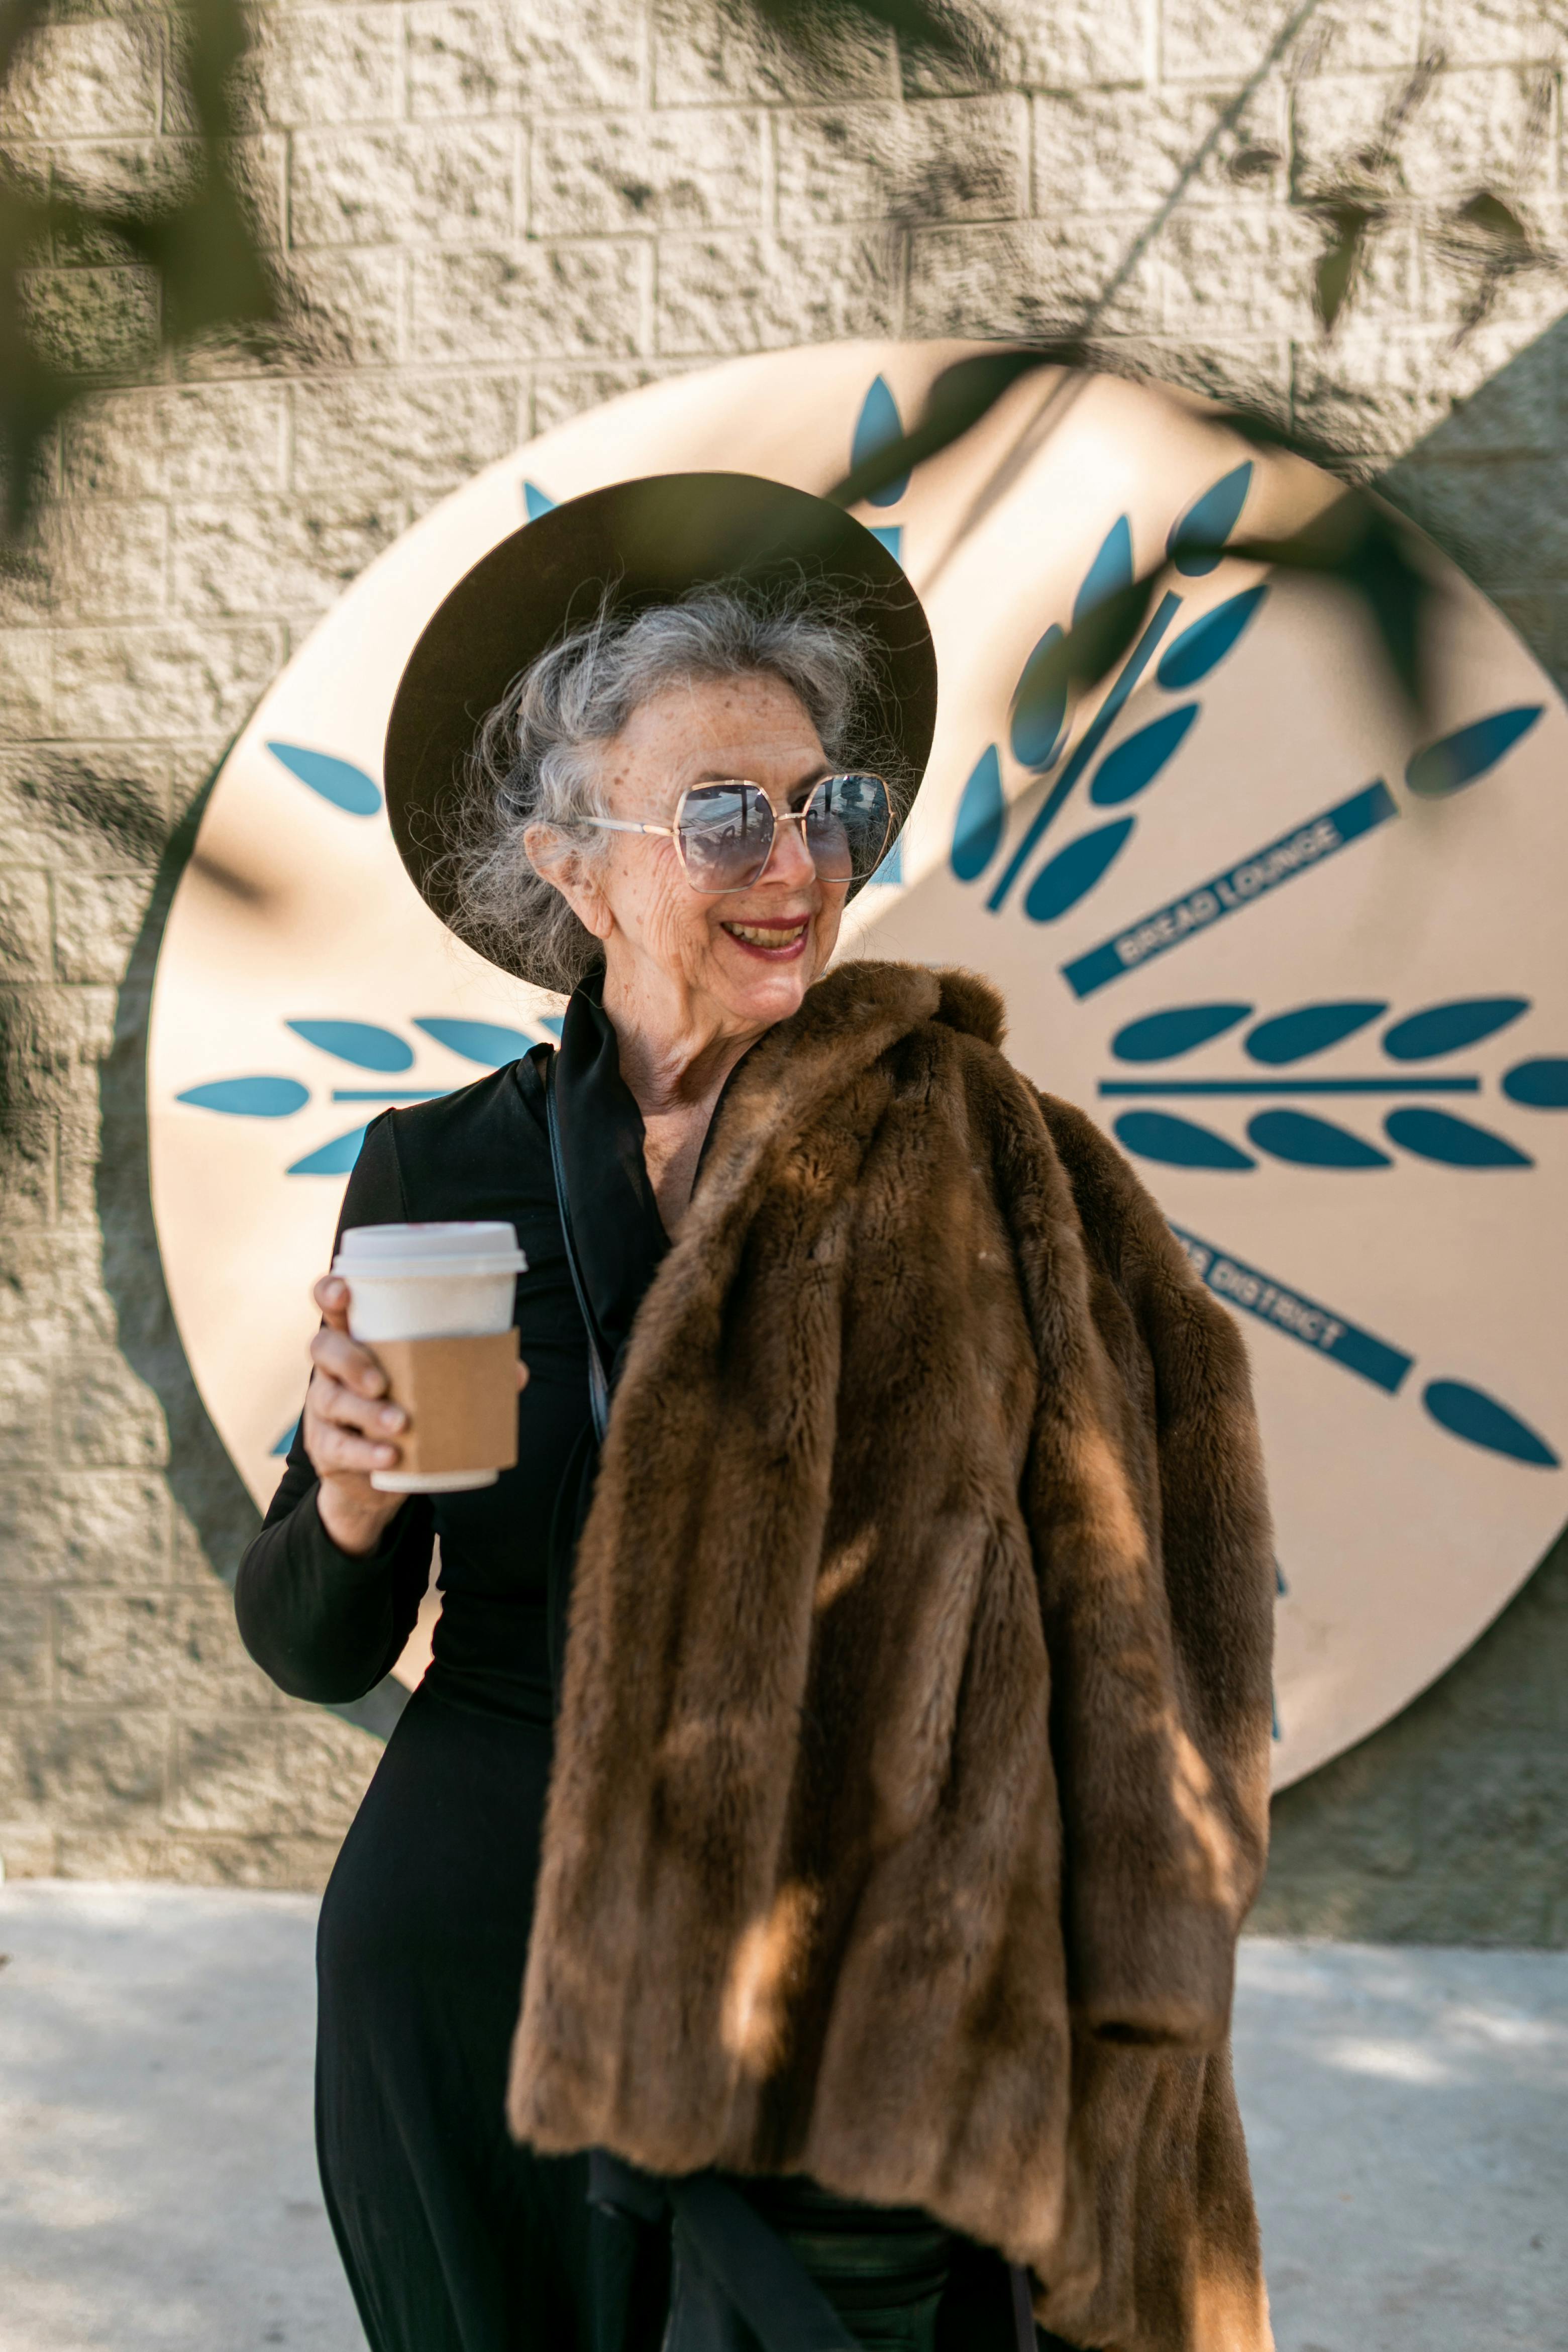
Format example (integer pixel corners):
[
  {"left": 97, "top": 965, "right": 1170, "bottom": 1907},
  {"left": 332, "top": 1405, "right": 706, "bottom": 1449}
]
[{"left": 424, "top": 1587, "right": 554, "bottom": 1723}]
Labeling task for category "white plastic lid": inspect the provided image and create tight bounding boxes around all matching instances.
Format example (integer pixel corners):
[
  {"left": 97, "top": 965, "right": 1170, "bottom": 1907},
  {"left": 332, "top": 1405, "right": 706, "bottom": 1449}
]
[{"left": 334, "top": 1220, "right": 526, "bottom": 1278}]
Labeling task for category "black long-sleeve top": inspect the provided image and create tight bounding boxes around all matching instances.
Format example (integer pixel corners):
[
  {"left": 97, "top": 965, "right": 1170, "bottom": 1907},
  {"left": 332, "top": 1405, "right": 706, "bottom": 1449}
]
[{"left": 236, "top": 982, "right": 674, "bottom": 1721}]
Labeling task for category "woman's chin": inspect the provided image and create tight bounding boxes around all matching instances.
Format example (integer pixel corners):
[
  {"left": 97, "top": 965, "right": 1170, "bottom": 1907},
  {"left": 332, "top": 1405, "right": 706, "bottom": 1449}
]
[{"left": 709, "top": 922, "right": 818, "bottom": 1018}]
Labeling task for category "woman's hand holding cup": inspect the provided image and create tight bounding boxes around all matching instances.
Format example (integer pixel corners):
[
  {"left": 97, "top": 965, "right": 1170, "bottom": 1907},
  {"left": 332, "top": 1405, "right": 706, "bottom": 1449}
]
[{"left": 304, "top": 1276, "right": 413, "bottom": 1556}]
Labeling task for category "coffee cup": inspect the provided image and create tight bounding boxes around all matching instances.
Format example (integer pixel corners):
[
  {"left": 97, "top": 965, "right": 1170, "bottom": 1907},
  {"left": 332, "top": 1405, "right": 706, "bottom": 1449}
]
[{"left": 333, "top": 1221, "right": 527, "bottom": 1493}]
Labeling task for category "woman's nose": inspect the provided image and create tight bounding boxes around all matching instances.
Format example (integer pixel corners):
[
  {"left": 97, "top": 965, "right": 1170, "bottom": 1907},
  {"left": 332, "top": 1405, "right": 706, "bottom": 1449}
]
[{"left": 758, "top": 813, "right": 816, "bottom": 887}]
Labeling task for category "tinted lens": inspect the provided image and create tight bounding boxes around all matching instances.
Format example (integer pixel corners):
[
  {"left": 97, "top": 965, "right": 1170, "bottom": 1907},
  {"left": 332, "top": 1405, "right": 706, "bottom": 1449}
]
[
  {"left": 804, "top": 774, "right": 892, "bottom": 882},
  {"left": 677, "top": 783, "right": 774, "bottom": 892}
]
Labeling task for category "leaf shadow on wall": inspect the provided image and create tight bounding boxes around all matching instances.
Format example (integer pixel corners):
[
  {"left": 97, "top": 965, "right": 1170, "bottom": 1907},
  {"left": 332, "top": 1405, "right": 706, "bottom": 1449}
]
[{"left": 97, "top": 765, "right": 406, "bottom": 1744}]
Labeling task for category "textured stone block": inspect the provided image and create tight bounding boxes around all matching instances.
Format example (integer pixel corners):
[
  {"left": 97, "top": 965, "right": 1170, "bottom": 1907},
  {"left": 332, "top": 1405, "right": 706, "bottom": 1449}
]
[
  {"left": 55, "top": 1590, "right": 183, "bottom": 1706},
  {"left": 20, "top": 266, "right": 161, "bottom": 378},
  {"left": 0, "top": 1351, "right": 51, "bottom": 1467},
  {"left": 277, "top": 251, "right": 404, "bottom": 369},
  {"left": 0, "top": 744, "right": 170, "bottom": 871},
  {"left": 1033, "top": 82, "right": 1286, "bottom": 213},
  {"left": 651, "top": 0, "right": 896, "bottom": 106},
  {"left": 1013, "top": 0, "right": 1146, "bottom": 86},
  {"left": 54, "top": 622, "right": 284, "bottom": 740},
  {"left": 53, "top": 1352, "right": 169, "bottom": 1471},
  {"left": 291, "top": 373, "right": 522, "bottom": 496},
  {"left": 1163, "top": 0, "right": 1418, "bottom": 80},
  {"left": 167, "top": 1715, "right": 284, "bottom": 1835},
  {"left": 152, "top": 1830, "right": 344, "bottom": 1890},
  {"left": 1293, "top": 65, "right": 1556, "bottom": 200},
  {"left": 0, "top": 1817, "right": 57, "bottom": 1877},
  {"left": 0, "top": 1106, "right": 55, "bottom": 1230},
  {"left": 1160, "top": 204, "right": 1325, "bottom": 334},
  {"left": 49, "top": 868, "right": 150, "bottom": 987},
  {"left": 52, "top": 1824, "right": 172, "bottom": 1879},
  {"left": 62, "top": 387, "right": 289, "bottom": 502},
  {"left": 47, "top": 139, "right": 204, "bottom": 265},
  {"left": 410, "top": 241, "right": 644, "bottom": 362},
  {"left": 1295, "top": 318, "right": 1560, "bottom": 461},
  {"left": 655, "top": 230, "right": 902, "bottom": 355},
  {"left": 0, "top": 16, "right": 159, "bottom": 141},
  {"left": 274, "top": 1709, "right": 381, "bottom": 1835},
  {"left": 0, "top": 870, "right": 52, "bottom": 981},
  {"left": 0, "top": 500, "right": 167, "bottom": 629},
  {"left": 0, "top": 630, "right": 52, "bottom": 741},
  {"left": 0, "top": 1471, "right": 169, "bottom": 1585},
  {"left": 777, "top": 96, "right": 1028, "bottom": 230},
  {"left": 170, "top": 496, "right": 404, "bottom": 622},
  {"left": 407, "top": 0, "right": 645, "bottom": 118},
  {"left": 22, "top": 1708, "right": 168, "bottom": 1822},
  {"left": 531, "top": 362, "right": 675, "bottom": 431},
  {"left": 906, "top": 216, "right": 1161, "bottom": 339},
  {"left": 533, "top": 108, "right": 764, "bottom": 237},
  {"left": 0, "top": 1230, "right": 116, "bottom": 1357},
  {"left": 290, "top": 123, "right": 520, "bottom": 249},
  {"left": 1420, "top": 0, "right": 1566, "bottom": 68},
  {"left": 0, "top": 1585, "right": 51, "bottom": 1705},
  {"left": 238, "top": 5, "right": 399, "bottom": 129}
]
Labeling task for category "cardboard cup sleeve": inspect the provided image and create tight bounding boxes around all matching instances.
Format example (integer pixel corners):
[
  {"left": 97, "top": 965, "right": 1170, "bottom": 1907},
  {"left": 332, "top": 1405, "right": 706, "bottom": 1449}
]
[{"left": 369, "top": 1329, "right": 520, "bottom": 1476}]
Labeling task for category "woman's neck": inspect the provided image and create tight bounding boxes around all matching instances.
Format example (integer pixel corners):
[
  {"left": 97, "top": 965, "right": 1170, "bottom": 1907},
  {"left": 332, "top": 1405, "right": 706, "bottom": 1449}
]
[{"left": 599, "top": 962, "right": 763, "bottom": 1232}]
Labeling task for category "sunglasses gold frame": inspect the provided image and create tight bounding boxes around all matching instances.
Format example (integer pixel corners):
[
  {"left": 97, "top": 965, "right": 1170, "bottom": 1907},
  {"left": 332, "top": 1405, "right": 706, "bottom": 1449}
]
[{"left": 582, "top": 773, "right": 892, "bottom": 897}]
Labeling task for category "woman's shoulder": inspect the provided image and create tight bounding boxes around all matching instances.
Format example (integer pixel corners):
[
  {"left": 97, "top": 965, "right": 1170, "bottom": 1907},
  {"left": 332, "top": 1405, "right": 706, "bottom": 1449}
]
[{"left": 370, "top": 1046, "right": 552, "bottom": 1209}]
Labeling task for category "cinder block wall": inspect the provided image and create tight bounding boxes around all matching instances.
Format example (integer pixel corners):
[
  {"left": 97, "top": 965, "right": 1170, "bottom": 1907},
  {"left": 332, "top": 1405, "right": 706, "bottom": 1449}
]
[{"left": 0, "top": 0, "right": 1563, "bottom": 1925}]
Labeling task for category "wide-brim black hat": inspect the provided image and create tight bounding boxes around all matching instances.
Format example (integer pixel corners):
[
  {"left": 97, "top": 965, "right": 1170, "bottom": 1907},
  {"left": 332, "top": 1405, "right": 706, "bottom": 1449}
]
[{"left": 383, "top": 472, "right": 937, "bottom": 985}]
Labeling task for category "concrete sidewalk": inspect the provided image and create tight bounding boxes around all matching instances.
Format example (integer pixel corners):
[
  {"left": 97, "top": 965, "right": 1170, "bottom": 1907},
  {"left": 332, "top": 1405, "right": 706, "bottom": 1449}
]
[{"left": 0, "top": 1884, "right": 1563, "bottom": 2352}]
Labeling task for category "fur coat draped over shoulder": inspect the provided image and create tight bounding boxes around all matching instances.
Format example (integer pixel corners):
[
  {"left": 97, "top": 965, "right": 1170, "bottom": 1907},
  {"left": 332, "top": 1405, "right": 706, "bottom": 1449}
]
[{"left": 507, "top": 960, "right": 1276, "bottom": 2352}]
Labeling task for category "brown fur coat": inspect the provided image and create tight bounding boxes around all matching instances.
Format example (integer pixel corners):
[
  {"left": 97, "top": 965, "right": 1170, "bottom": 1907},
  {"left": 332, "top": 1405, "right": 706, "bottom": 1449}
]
[{"left": 507, "top": 960, "right": 1275, "bottom": 2352}]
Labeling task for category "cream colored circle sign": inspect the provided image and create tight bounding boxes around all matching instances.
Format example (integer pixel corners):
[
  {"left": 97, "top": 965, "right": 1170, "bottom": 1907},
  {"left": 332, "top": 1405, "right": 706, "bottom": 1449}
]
[{"left": 149, "top": 341, "right": 1568, "bottom": 1788}]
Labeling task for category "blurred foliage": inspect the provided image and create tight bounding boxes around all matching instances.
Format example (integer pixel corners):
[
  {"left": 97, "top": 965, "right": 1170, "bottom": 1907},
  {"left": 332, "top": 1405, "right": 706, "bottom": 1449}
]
[{"left": 0, "top": 0, "right": 275, "bottom": 532}]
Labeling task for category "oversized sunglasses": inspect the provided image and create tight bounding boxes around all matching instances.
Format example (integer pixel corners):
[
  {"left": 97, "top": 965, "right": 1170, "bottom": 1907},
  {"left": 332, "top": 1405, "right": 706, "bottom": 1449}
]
[{"left": 583, "top": 773, "right": 893, "bottom": 897}]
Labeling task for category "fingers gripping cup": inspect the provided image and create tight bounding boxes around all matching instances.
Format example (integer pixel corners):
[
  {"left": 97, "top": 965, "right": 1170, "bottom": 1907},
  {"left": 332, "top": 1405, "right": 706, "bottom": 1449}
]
[{"left": 333, "top": 1223, "right": 527, "bottom": 1493}]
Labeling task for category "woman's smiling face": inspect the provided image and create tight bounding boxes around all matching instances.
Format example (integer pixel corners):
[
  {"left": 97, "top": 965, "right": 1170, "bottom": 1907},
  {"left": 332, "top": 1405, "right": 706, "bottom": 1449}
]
[{"left": 541, "top": 671, "right": 850, "bottom": 1035}]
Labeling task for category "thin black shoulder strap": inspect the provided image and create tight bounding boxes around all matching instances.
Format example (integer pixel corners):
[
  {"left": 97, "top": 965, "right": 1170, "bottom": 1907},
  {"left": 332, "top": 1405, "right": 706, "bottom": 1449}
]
[{"left": 545, "top": 1049, "right": 611, "bottom": 1445}]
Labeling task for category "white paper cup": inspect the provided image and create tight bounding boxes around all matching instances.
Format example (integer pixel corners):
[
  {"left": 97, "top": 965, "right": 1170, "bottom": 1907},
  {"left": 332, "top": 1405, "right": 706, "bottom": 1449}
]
[{"left": 334, "top": 1221, "right": 526, "bottom": 1492}]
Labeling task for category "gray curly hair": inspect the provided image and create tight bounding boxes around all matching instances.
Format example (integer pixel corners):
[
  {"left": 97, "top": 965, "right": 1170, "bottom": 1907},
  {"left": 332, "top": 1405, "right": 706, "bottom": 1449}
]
[{"left": 432, "top": 582, "right": 889, "bottom": 995}]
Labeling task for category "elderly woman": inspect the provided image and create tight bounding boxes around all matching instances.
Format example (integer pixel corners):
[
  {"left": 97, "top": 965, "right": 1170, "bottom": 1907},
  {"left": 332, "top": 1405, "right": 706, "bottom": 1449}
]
[{"left": 237, "top": 476, "right": 1276, "bottom": 2352}]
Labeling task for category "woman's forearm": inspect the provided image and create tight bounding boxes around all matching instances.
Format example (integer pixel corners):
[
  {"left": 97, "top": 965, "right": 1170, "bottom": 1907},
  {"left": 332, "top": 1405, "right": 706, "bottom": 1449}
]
[{"left": 236, "top": 1478, "right": 434, "bottom": 1704}]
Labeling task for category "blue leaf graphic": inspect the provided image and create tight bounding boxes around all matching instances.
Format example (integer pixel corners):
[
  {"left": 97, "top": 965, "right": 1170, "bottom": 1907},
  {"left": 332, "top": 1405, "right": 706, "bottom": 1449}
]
[
  {"left": 1010, "top": 626, "right": 1069, "bottom": 770},
  {"left": 1406, "top": 705, "right": 1543, "bottom": 796},
  {"left": 1248, "top": 1109, "right": 1391, "bottom": 1168},
  {"left": 869, "top": 834, "right": 903, "bottom": 885},
  {"left": 1074, "top": 516, "right": 1133, "bottom": 625},
  {"left": 1114, "top": 1110, "right": 1255, "bottom": 1170},
  {"left": 414, "top": 1017, "right": 536, "bottom": 1067},
  {"left": 869, "top": 525, "right": 903, "bottom": 564},
  {"left": 271, "top": 1418, "right": 299, "bottom": 1457},
  {"left": 851, "top": 375, "right": 909, "bottom": 507},
  {"left": 1112, "top": 1003, "right": 1252, "bottom": 1061},
  {"left": 1246, "top": 1000, "right": 1388, "bottom": 1065},
  {"left": 1023, "top": 818, "right": 1133, "bottom": 923},
  {"left": 537, "top": 1014, "right": 564, "bottom": 1039},
  {"left": 1383, "top": 996, "right": 1530, "bottom": 1060},
  {"left": 1423, "top": 1380, "right": 1559, "bottom": 1468},
  {"left": 951, "top": 744, "right": 1006, "bottom": 880},
  {"left": 1167, "top": 462, "right": 1253, "bottom": 577},
  {"left": 1503, "top": 1057, "right": 1568, "bottom": 1109},
  {"left": 177, "top": 1076, "right": 309, "bottom": 1118},
  {"left": 287, "top": 1019, "right": 414, "bottom": 1074},
  {"left": 1156, "top": 585, "right": 1269, "bottom": 690},
  {"left": 1089, "top": 703, "right": 1199, "bottom": 806},
  {"left": 287, "top": 1126, "right": 369, "bottom": 1177},
  {"left": 522, "top": 480, "right": 556, "bottom": 520},
  {"left": 1385, "top": 1108, "right": 1531, "bottom": 1168},
  {"left": 266, "top": 742, "right": 381, "bottom": 817}
]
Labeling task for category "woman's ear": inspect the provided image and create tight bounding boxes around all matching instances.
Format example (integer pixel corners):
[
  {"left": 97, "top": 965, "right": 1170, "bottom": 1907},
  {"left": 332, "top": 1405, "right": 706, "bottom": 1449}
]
[{"left": 524, "top": 824, "right": 613, "bottom": 944}]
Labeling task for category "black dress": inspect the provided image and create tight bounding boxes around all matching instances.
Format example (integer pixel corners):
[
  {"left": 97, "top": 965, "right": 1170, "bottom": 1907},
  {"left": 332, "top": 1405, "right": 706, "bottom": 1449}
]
[{"left": 236, "top": 985, "right": 1026, "bottom": 2352}]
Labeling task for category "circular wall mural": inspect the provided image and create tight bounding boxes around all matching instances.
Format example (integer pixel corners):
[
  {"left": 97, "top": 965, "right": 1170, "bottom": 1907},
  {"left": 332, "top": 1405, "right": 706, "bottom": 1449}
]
[{"left": 148, "top": 339, "right": 1568, "bottom": 1787}]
